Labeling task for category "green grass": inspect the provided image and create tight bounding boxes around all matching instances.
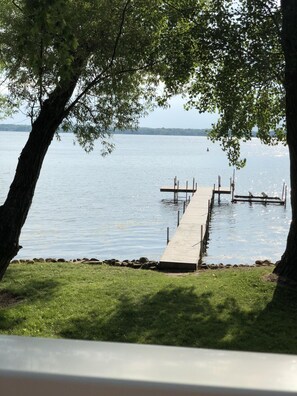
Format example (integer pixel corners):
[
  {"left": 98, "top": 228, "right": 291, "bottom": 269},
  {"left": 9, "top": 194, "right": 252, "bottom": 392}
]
[{"left": 1, "top": 262, "right": 297, "bottom": 354}]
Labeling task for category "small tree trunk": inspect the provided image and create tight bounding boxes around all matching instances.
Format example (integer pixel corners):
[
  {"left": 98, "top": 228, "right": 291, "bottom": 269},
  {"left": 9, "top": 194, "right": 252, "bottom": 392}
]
[
  {"left": 0, "top": 81, "right": 77, "bottom": 280},
  {"left": 274, "top": 0, "right": 297, "bottom": 282}
]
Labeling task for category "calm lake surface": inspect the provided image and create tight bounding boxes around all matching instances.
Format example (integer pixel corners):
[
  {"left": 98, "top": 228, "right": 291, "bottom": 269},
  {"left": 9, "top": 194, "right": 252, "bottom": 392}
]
[{"left": 0, "top": 131, "right": 291, "bottom": 264}]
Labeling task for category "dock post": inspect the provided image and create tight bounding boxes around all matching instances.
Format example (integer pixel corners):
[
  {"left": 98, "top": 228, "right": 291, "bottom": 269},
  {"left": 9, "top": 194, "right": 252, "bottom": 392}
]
[
  {"left": 192, "top": 178, "right": 195, "bottom": 196},
  {"left": 230, "top": 177, "right": 234, "bottom": 202},
  {"left": 183, "top": 201, "right": 186, "bottom": 214},
  {"left": 284, "top": 184, "right": 288, "bottom": 207},
  {"left": 176, "top": 180, "right": 179, "bottom": 202},
  {"left": 177, "top": 210, "right": 180, "bottom": 227},
  {"left": 281, "top": 182, "right": 285, "bottom": 201},
  {"left": 200, "top": 225, "right": 204, "bottom": 259},
  {"left": 231, "top": 180, "right": 235, "bottom": 202},
  {"left": 230, "top": 177, "right": 233, "bottom": 197},
  {"left": 186, "top": 195, "right": 190, "bottom": 209},
  {"left": 167, "top": 227, "right": 170, "bottom": 244},
  {"left": 218, "top": 175, "right": 221, "bottom": 204},
  {"left": 195, "top": 182, "right": 198, "bottom": 191},
  {"left": 206, "top": 199, "right": 211, "bottom": 242},
  {"left": 173, "top": 177, "right": 177, "bottom": 203}
]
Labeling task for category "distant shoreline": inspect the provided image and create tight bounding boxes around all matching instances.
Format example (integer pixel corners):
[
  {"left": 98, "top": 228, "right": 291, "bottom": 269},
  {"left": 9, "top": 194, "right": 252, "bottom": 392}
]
[{"left": 0, "top": 123, "right": 209, "bottom": 137}]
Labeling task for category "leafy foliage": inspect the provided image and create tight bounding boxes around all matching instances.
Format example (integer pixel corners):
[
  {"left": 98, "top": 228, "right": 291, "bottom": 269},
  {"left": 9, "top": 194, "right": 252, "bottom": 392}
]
[
  {"left": 0, "top": 0, "right": 167, "bottom": 149},
  {"left": 161, "top": 0, "right": 285, "bottom": 167},
  {"left": 0, "top": 0, "right": 287, "bottom": 163}
]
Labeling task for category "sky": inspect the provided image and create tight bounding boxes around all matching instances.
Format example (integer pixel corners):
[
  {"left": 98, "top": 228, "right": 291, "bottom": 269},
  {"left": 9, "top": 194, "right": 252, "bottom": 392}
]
[
  {"left": 3, "top": 95, "right": 218, "bottom": 130},
  {"left": 139, "top": 96, "right": 218, "bottom": 129}
]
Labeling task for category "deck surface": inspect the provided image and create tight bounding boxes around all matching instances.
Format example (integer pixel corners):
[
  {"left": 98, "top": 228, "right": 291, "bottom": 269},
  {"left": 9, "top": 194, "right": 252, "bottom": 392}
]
[{"left": 159, "top": 187, "right": 214, "bottom": 270}]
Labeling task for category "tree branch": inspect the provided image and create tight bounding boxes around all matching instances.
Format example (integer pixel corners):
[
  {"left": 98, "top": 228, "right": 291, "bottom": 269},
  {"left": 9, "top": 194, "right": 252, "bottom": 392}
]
[
  {"left": 78, "top": 101, "right": 98, "bottom": 124},
  {"left": 64, "top": 60, "right": 158, "bottom": 118},
  {"left": 12, "top": 0, "right": 23, "bottom": 12},
  {"left": 64, "top": 0, "right": 159, "bottom": 117},
  {"left": 38, "top": 36, "right": 44, "bottom": 107},
  {"left": 110, "top": 0, "right": 131, "bottom": 67}
]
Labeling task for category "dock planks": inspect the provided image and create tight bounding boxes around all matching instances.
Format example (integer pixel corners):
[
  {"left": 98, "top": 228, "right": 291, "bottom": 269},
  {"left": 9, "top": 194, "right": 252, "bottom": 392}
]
[{"left": 159, "top": 187, "right": 214, "bottom": 271}]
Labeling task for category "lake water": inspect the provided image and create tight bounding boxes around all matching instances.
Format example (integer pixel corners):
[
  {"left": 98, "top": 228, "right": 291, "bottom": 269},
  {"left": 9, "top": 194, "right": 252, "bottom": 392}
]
[{"left": 0, "top": 131, "right": 291, "bottom": 264}]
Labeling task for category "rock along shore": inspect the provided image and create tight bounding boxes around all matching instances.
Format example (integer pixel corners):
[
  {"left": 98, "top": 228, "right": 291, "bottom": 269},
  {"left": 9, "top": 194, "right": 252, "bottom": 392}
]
[{"left": 9, "top": 257, "right": 275, "bottom": 271}]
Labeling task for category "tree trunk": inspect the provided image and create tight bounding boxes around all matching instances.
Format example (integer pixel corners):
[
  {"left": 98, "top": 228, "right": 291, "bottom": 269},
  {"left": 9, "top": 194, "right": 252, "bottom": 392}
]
[
  {"left": 0, "top": 80, "right": 77, "bottom": 280},
  {"left": 273, "top": 0, "right": 297, "bottom": 282}
]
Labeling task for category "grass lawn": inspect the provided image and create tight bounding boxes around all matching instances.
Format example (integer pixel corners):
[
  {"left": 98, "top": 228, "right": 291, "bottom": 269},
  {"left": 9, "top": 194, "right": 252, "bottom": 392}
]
[{"left": 0, "top": 262, "right": 297, "bottom": 354}]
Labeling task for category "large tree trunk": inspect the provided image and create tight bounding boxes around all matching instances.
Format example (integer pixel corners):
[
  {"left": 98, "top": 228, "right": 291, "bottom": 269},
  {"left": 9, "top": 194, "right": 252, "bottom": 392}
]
[
  {"left": 274, "top": 0, "right": 297, "bottom": 282},
  {"left": 0, "top": 80, "right": 77, "bottom": 280}
]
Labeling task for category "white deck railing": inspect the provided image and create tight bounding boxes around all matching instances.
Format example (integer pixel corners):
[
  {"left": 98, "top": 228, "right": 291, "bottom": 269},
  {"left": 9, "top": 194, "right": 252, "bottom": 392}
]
[{"left": 0, "top": 335, "right": 296, "bottom": 395}]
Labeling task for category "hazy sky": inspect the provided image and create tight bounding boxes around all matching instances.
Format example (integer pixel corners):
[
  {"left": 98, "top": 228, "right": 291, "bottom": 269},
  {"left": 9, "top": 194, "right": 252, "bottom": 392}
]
[
  {"left": 139, "top": 96, "right": 218, "bottom": 129},
  {"left": 4, "top": 95, "right": 218, "bottom": 129}
]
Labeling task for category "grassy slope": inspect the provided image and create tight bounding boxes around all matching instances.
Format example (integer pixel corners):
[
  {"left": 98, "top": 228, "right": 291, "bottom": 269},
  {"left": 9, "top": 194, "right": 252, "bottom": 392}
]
[{"left": 1, "top": 263, "right": 297, "bottom": 354}]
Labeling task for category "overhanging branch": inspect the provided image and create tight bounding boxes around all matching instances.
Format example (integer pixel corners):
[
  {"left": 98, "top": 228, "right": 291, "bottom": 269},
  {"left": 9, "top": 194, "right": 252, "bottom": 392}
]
[{"left": 65, "top": 60, "right": 159, "bottom": 118}]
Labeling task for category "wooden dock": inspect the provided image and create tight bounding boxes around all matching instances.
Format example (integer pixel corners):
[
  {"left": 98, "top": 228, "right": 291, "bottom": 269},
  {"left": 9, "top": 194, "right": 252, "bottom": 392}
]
[
  {"left": 160, "top": 186, "right": 231, "bottom": 194},
  {"left": 158, "top": 175, "right": 287, "bottom": 271},
  {"left": 159, "top": 187, "right": 214, "bottom": 271},
  {"left": 160, "top": 175, "right": 232, "bottom": 204},
  {"left": 232, "top": 184, "right": 287, "bottom": 206}
]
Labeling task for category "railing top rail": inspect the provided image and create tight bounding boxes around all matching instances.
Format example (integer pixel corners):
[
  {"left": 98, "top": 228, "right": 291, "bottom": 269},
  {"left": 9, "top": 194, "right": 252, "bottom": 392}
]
[{"left": 0, "top": 335, "right": 296, "bottom": 395}]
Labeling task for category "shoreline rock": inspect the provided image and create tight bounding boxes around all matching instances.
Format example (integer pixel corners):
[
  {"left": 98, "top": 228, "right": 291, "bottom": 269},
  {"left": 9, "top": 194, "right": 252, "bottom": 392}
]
[{"left": 9, "top": 257, "right": 275, "bottom": 271}]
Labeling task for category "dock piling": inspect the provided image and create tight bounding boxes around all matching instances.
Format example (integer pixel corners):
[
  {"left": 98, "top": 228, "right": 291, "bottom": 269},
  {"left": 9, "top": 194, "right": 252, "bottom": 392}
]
[
  {"left": 281, "top": 182, "right": 285, "bottom": 201},
  {"left": 173, "top": 176, "right": 178, "bottom": 203},
  {"left": 218, "top": 175, "right": 221, "bottom": 204},
  {"left": 200, "top": 224, "right": 204, "bottom": 260}
]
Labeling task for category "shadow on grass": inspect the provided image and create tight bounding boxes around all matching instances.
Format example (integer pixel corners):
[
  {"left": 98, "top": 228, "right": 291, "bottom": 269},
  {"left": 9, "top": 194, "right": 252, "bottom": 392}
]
[
  {"left": 60, "top": 283, "right": 297, "bottom": 354},
  {"left": 1, "top": 278, "right": 60, "bottom": 302},
  {"left": 0, "top": 278, "right": 60, "bottom": 332},
  {"left": 242, "top": 283, "right": 297, "bottom": 354}
]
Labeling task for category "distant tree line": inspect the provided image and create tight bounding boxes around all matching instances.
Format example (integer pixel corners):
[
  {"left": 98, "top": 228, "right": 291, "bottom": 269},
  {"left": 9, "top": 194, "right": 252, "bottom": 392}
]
[
  {"left": 114, "top": 127, "right": 209, "bottom": 136},
  {"left": 0, "top": 124, "right": 31, "bottom": 132},
  {"left": 0, "top": 124, "right": 209, "bottom": 136}
]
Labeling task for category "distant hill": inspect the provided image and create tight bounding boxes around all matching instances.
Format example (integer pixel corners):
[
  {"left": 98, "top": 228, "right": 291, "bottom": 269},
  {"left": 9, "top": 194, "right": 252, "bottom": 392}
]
[
  {"left": 114, "top": 127, "right": 208, "bottom": 136},
  {"left": 0, "top": 124, "right": 31, "bottom": 132},
  {"left": 0, "top": 124, "right": 209, "bottom": 136}
]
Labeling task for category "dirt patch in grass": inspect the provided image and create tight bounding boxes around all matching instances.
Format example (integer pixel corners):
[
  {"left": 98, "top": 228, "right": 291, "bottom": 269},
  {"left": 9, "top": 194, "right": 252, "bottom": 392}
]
[
  {"left": 0, "top": 291, "right": 24, "bottom": 308},
  {"left": 262, "top": 272, "right": 297, "bottom": 288},
  {"left": 262, "top": 273, "right": 279, "bottom": 283},
  {"left": 165, "top": 272, "right": 192, "bottom": 277}
]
